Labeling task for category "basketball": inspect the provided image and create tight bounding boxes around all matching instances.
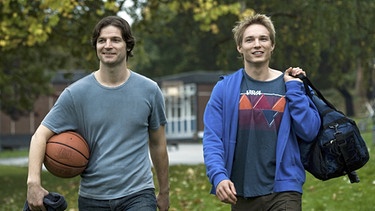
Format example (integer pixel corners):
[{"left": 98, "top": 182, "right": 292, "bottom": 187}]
[{"left": 44, "top": 131, "right": 90, "bottom": 178}]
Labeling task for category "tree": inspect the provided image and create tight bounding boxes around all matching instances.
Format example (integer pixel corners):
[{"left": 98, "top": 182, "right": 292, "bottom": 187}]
[
  {"left": 254, "top": 0, "right": 375, "bottom": 116},
  {"left": 0, "top": 0, "right": 123, "bottom": 119},
  {"left": 130, "top": 0, "right": 375, "bottom": 116},
  {"left": 129, "top": 0, "right": 251, "bottom": 77},
  {"left": 1, "top": 0, "right": 249, "bottom": 118},
  {"left": 1, "top": 0, "right": 375, "bottom": 119}
]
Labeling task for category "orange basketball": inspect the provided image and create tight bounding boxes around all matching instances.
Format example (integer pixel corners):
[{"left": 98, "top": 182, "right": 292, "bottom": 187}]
[{"left": 44, "top": 131, "right": 90, "bottom": 178}]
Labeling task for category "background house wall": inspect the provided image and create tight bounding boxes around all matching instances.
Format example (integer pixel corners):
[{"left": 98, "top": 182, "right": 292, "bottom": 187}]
[{"left": 157, "top": 71, "right": 227, "bottom": 143}]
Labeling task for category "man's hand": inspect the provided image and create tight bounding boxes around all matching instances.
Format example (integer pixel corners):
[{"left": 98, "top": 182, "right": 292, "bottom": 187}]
[
  {"left": 157, "top": 192, "right": 170, "bottom": 211},
  {"left": 284, "top": 67, "right": 306, "bottom": 82},
  {"left": 216, "top": 180, "right": 237, "bottom": 204},
  {"left": 27, "top": 183, "right": 48, "bottom": 211}
]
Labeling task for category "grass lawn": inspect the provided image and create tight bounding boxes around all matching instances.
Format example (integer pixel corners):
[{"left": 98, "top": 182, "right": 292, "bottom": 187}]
[{"left": 1, "top": 130, "right": 374, "bottom": 211}]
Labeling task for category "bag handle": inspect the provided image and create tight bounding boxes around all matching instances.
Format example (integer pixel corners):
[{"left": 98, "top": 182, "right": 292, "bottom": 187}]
[{"left": 293, "top": 74, "right": 338, "bottom": 111}]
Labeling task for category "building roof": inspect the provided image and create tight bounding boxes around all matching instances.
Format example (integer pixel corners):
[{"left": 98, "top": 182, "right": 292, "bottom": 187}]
[
  {"left": 155, "top": 70, "right": 231, "bottom": 84},
  {"left": 51, "top": 70, "right": 233, "bottom": 85},
  {"left": 52, "top": 71, "right": 89, "bottom": 84}
]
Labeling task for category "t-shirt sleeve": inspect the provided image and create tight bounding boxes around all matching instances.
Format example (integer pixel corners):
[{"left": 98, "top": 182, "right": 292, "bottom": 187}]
[
  {"left": 42, "top": 88, "right": 79, "bottom": 134},
  {"left": 149, "top": 84, "right": 167, "bottom": 130}
]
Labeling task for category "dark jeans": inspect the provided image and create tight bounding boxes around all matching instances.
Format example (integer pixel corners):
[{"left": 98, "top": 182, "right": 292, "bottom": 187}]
[
  {"left": 78, "top": 188, "right": 157, "bottom": 211},
  {"left": 231, "top": 191, "right": 302, "bottom": 211}
]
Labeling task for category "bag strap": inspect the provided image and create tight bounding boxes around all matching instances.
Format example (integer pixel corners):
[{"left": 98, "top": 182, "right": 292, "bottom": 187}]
[{"left": 293, "top": 74, "right": 338, "bottom": 111}]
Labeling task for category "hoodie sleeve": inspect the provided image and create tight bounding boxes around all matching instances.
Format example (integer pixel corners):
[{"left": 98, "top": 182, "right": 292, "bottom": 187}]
[
  {"left": 285, "top": 80, "right": 321, "bottom": 143},
  {"left": 203, "top": 80, "right": 229, "bottom": 192}
]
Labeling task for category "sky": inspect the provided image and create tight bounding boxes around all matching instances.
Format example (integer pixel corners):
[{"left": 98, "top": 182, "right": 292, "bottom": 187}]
[
  {"left": 116, "top": 0, "right": 138, "bottom": 25},
  {"left": 117, "top": 11, "right": 133, "bottom": 25}
]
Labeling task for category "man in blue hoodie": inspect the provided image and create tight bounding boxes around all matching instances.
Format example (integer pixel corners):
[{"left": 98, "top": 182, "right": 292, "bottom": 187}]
[{"left": 203, "top": 14, "right": 321, "bottom": 210}]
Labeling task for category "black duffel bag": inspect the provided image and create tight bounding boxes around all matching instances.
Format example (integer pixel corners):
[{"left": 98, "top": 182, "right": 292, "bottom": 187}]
[{"left": 296, "top": 74, "right": 369, "bottom": 183}]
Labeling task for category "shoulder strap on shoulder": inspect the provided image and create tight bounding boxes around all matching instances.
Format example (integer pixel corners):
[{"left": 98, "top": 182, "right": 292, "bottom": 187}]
[{"left": 296, "top": 74, "right": 337, "bottom": 111}]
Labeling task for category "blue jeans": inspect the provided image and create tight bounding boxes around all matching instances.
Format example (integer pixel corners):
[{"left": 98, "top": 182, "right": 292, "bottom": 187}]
[{"left": 78, "top": 188, "right": 157, "bottom": 211}]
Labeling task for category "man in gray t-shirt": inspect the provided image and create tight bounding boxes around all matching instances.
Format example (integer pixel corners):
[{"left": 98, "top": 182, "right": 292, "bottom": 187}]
[{"left": 26, "top": 16, "right": 169, "bottom": 211}]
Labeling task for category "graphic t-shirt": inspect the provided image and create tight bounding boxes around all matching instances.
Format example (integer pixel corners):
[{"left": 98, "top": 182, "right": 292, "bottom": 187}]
[{"left": 231, "top": 70, "right": 286, "bottom": 198}]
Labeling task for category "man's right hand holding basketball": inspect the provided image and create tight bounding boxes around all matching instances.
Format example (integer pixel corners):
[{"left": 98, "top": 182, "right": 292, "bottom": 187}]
[{"left": 27, "top": 181, "right": 49, "bottom": 211}]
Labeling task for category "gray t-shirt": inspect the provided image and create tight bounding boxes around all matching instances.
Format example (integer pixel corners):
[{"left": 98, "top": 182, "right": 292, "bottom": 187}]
[{"left": 42, "top": 71, "right": 167, "bottom": 200}]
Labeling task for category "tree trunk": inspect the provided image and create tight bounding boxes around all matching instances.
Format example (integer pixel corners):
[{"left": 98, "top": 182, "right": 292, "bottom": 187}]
[
  {"left": 337, "top": 87, "right": 354, "bottom": 116},
  {"left": 355, "top": 59, "right": 364, "bottom": 99}
]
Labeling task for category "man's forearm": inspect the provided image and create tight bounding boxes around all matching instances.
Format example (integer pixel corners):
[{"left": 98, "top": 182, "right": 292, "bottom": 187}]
[{"left": 151, "top": 146, "right": 169, "bottom": 194}]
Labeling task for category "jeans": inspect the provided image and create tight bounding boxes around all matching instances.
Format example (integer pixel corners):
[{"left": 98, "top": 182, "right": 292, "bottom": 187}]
[{"left": 78, "top": 188, "right": 157, "bottom": 211}]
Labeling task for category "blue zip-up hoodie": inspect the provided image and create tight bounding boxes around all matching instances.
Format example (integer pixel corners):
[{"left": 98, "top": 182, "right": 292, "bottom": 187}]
[{"left": 203, "top": 68, "right": 321, "bottom": 195}]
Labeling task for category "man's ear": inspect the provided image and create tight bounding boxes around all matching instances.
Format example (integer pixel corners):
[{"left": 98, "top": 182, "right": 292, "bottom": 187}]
[{"left": 237, "top": 45, "right": 242, "bottom": 54}]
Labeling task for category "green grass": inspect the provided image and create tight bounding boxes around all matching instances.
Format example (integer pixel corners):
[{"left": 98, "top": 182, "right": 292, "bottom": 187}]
[
  {"left": 0, "top": 131, "right": 374, "bottom": 211},
  {"left": 0, "top": 148, "right": 28, "bottom": 158}
]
